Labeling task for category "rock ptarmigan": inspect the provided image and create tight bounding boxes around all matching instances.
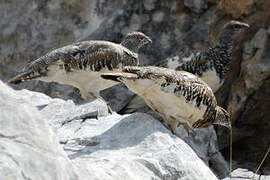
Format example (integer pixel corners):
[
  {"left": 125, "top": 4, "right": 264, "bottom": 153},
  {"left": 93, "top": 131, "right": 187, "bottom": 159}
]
[
  {"left": 101, "top": 66, "right": 231, "bottom": 136},
  {"left": 160, "top": 20, "right": 249, "bottom": 92},
  {"left": 8, "top": 32, "right": 152, "bottom": 101}
]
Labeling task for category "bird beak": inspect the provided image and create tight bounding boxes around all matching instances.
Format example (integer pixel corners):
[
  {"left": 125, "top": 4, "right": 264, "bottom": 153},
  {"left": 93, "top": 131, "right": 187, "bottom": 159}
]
[
  {"left": 233, "top": 21, "right": 249, "bottom": 29},
  {"left": 241, "top": 22, "right": 249, "bottom": 28},
  {"left": 145, "top": 37, "right": 152, "bottom": 44}
]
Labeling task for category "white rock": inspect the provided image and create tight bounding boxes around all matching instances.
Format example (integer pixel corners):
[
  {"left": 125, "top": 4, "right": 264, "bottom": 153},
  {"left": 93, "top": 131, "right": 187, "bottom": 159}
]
[
  {"left": 44, "top": 106, "right": 218, "bottom": 179},
  {"left": 223, "top": 168, "right": 270, "bottom": 180},
  {"left": 0, "top": 81, "right": 78, "bottom": 180},
  {"left": 0, "top": 80, "right": 220, "bottom": 179}
]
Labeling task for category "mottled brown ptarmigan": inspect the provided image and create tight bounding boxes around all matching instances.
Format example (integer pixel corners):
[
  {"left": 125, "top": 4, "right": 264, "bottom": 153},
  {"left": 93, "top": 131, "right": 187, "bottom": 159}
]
[
  {"left": 8, "top": 32, "right": 152, "bottom": 104},
  {"left": 159, "top": 20, "right": 249, "bottom": 92},
  {"left": 101, "top": 66, "right": 231, "bottom": 136}
]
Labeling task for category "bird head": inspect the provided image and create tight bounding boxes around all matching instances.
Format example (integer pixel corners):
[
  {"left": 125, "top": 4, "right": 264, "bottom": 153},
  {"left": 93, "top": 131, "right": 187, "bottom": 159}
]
[
  {"left": 213, "top": 106, "right": 231, "bottom": 129},
  {"left": 219, "top": 20, "right": 249, "bottom": 41},
  {"left": 192, "top": 106, "right": 231, "bottom": 129},
  {"left": 121, "top": 32, "right": 152, "bottom": 52}
]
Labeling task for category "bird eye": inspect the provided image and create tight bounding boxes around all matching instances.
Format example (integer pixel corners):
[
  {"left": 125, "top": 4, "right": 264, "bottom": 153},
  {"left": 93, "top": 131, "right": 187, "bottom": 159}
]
[
  {"left": 233, "top": 24, "right": 241, "bottom": 29},
  {"left": 139, "top": 37, "right": 144, "bottom": 41}
]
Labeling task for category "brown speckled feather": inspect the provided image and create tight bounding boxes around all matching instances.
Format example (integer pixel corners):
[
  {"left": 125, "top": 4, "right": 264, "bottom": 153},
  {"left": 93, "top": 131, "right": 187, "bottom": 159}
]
[{"left": 158, "top": 21, "right": 249, "bottom": 92}]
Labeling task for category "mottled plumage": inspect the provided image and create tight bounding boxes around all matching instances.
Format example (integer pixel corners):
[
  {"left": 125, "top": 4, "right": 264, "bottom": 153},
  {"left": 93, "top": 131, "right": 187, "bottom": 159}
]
[
  {"left": 8, "top": 32, "right": 152, "bottom": 100},
  {"left": 101, "top": 66, "right": 231, "bottom": 136},
  {"left": 159, "top": 20, "right": 249, "bottom": 92}
]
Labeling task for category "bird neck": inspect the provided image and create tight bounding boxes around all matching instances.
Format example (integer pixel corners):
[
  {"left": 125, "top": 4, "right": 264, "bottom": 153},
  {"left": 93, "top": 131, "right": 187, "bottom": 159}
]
[
  {"left": 121, "top": 41, "right": 140, "bottom": 53},
  {"left": 181, "top": 31, "right": 236, "bottom": 80},
  {"left": 216, "top": 30, "right": 237, "bottom": 53}
]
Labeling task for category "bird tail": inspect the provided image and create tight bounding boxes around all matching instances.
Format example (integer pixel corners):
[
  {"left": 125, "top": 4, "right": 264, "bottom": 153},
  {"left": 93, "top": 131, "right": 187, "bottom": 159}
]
[
  {"left": 8, "top": 48, "right": 65, "bottom": 85},
  {"left": 8, "top": 57, "right": 48, "bottom": 85},
  {"left": 100, "top": 72, "right": 138, "bottom": 82},
  {"left": 8, "top": 70, "right": 40, "bottom": 84},
  {"left": 214, "top": 106, "right": 231, "bottom": 129}
]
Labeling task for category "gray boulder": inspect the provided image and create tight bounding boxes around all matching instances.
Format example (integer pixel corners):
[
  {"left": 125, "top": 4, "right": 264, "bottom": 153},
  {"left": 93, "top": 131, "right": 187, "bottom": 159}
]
[
  {"left": 0, "top": 81, "right": 78, "bottom": 180},
  {"left": 0, "top": 80, "right": 220, "bottom": 179},
  {"left": 41, "top": 100, "right": 219, "bottom": 180}
]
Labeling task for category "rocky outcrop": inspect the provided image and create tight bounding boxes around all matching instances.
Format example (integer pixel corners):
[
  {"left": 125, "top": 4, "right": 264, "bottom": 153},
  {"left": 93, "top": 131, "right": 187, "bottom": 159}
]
[
  {"left": 42, "top": 97, "right": 229, "bottom": 178},
  {"left": 217, "top": 0, "right": 256, "bottom": 18},
  {"left": 43, "top": 103, "right": 219, "bottom": 180},
  {"left": 222, "top": 168, "right": 270, "bottom": 180},
  {"left": 0, "top": 80, "right": 220, "bottom": 179},
  {"left": 0, "top": 81, "right": 78, "bottom": 180}
]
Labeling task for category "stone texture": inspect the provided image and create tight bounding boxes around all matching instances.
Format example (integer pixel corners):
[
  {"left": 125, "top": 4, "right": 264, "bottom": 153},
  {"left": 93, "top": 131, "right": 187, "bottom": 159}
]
[
  {"left": 218, "top": 0, "right": 255, "bottom": 18},
  {"left": 222, "top": 168, "right": 270, "bottom": 180},
  {"left": 101, "top": 84, "right": 134, "bottom": 113},
  {"left": 0, "top": 80, "right": 221, "bottom": 179},
  {"left": 176, "top": 125, "right": 230, "bottom": 178},
  {"left": 113, "top": 96, "right": 230, "bottom": 178},
  {"left": 39, "top": 89, "right": 228, "bottom": 178},
  {"left": 184, "top": 0, "right": 208, "bottom": 13},
  {"left": 0, "top": 81, "right": 78, "bottom": 180},
  {"left": 219, "top": 26, "right": 270, "bottom": 169},
  {"left": 143, "top": 0, "right": 156, "bottom": 11},
  {"left": 40, "top": 97, "right": 219, "bottom": 180}
]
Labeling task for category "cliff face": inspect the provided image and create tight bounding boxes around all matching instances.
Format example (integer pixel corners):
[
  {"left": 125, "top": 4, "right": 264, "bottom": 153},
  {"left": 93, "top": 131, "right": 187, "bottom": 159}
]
[
  {"left": 214, "top": 0, "right": 270, "bottom": 172},
  {"left": 1, "top": 0, "right": 270, "bottom": 173}
]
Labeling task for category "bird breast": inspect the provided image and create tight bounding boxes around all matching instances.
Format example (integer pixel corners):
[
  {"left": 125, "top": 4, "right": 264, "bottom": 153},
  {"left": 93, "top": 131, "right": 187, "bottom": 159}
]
[
  {"left": 37, "top": 64, "right": 119, "bottom": 97},
  {"left": 200, "top": 69, "right": 223, "bottom": 92}
]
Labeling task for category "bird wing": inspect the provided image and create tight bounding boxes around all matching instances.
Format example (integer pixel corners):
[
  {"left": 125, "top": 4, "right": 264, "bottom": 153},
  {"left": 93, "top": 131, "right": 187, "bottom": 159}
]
[
  {"left": 154, "top": 45, "right": 210, "bottom": 77},
  {"left": 63, "top": 41, "right": 125, "bottom": 72}
]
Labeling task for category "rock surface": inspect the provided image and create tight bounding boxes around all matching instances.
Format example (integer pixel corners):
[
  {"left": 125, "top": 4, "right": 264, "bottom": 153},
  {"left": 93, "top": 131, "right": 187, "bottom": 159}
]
[
  {"left": 218, "top": 25, "right": 270, "bottom": 169},
  {"left": 0, "top": 81, "right": 78, "bottom": 180},
  {"left": 0, "top": 80, "right": 220, "bottom": 179},
  {"left": 40, "top": 89, "right": 221, "bottom": 179},
  {"left": 184, "top": 0, "right": 208, "bottom": 13},
  {"left": 222, "top": 168, "right": 270, "bottom": 180},
  {"left": 218, "top": 0, "right": 255, "bottom": 18}
]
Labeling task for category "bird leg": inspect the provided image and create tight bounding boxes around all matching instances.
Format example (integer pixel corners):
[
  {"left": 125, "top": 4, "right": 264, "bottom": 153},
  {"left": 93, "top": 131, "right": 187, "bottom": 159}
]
[
  {"left": 167, "top": 117, "right": 196, "bottom": 137},
  {"left": 182, "top": 123, "right": 196, "bottom": 137},
  {"left": 170, "top": 125, "right": 180, "bottom": 137},
  {"left": 79, "top": 88, "right": 96, "bottom": 101},
  {"left": 167, "top": 118, "right": 181, "bottom": 137}
]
